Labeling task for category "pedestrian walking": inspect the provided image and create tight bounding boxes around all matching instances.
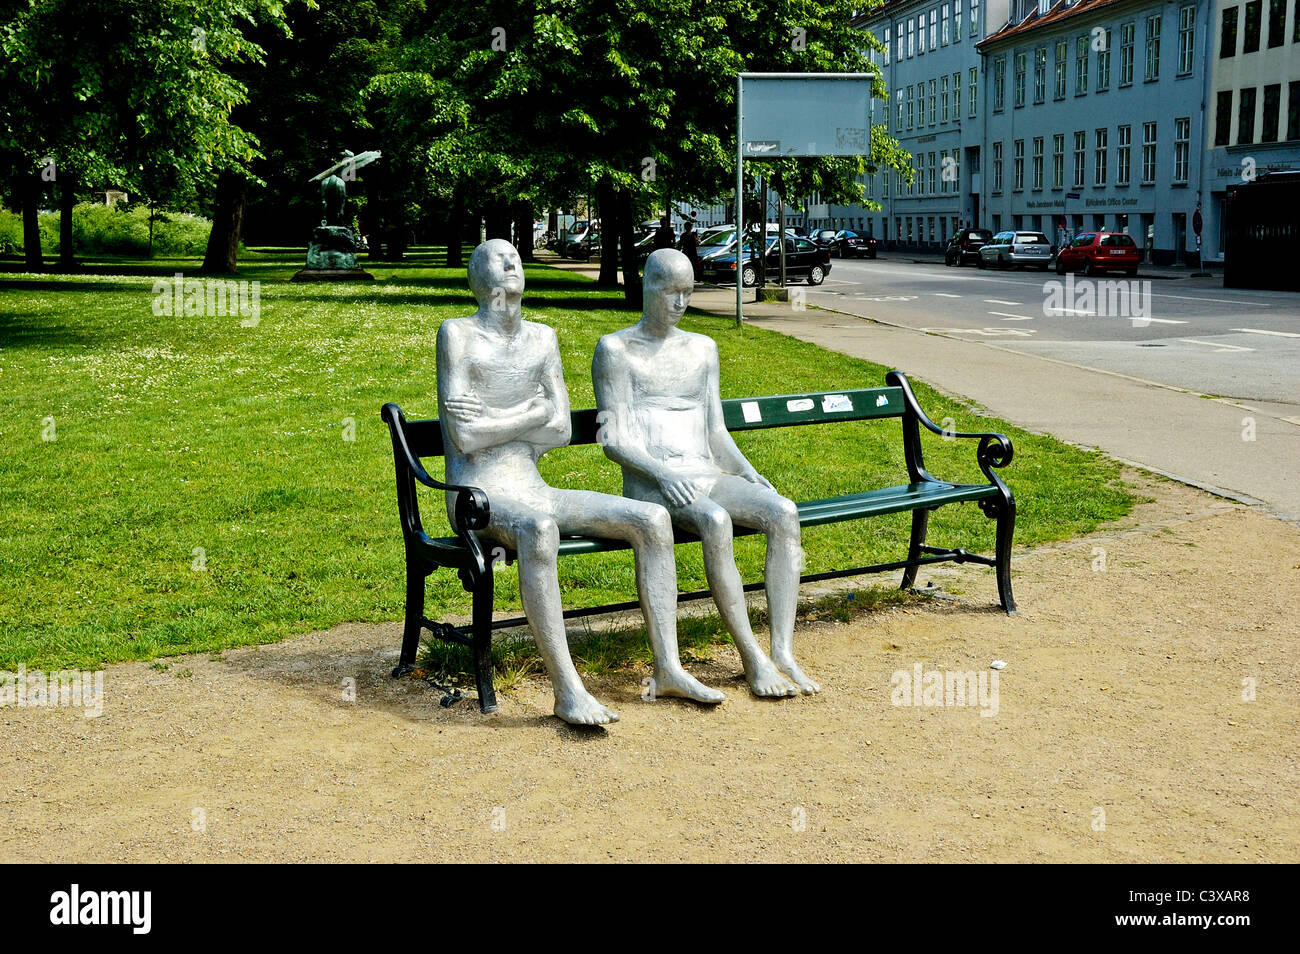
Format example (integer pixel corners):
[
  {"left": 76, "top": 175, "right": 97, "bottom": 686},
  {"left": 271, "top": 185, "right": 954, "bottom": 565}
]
[{"left": 680, "top": 220, "right": 700, "bottom": 280}]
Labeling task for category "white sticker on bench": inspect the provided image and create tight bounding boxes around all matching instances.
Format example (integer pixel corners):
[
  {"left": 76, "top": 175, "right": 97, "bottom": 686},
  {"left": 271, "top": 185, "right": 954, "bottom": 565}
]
[
  {"left": 786, "top": 398, "right": 815, "bottom": 413},
  {"left": 741, "top": 401, "right": 762, "bottom": 423},
  {"left": 876, "top": 394, "right": 889, "bottom": 407},
  {"left": 821, "top": 394, "right": 853, "bottom": 413}
]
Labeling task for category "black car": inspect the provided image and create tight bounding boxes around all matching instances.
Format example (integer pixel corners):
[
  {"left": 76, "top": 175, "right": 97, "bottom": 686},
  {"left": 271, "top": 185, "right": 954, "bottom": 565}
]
[
  {"left": 944, "top": 228, "right": 993, "bottom": 266},
  {"left": 827, "top": 229, "right": 878, "bottom": 259},
  {"left": 701, "top": 235, "right": 832, "bottom": 286}
]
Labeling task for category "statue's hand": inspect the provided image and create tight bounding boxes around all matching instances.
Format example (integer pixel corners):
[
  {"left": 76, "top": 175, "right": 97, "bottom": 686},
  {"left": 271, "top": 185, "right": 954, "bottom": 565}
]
[
  {"left": 659, "top": 476, "right": 699, "bottom": 508},
  {"left": 741, "top": 466, "right": 774, "bottom": 490},
  {"left": 442, "top": 396, "right": 484, "bottom": 421}
]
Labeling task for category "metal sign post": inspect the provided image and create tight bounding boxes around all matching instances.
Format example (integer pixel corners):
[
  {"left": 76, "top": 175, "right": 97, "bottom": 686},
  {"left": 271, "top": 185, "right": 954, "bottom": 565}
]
[{"left": 736, "top": 72, "right": 875, "bottom": 325}]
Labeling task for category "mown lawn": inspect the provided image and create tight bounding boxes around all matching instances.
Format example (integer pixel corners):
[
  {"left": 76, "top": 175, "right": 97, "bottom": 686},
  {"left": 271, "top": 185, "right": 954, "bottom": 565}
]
[{"left": 0, "top": 248, "right": 1133, "bottom": 670}]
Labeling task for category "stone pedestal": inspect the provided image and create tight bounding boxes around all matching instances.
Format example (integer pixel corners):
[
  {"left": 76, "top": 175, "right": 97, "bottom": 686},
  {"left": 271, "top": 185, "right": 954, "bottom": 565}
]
[{"left": 291, "top": 224, "right": 374, "bottom": 281}]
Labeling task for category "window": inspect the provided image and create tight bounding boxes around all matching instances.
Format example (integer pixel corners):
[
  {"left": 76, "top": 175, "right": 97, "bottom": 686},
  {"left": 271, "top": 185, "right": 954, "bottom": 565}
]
[
  {"left": 954, "top": 71, "right": 962, "bottom": 121},
  {"left": 942, "top": 75, "right": 950, "bottom": 122},
  {"left": 884, "top": 27, "right": 891, "bottom": 65},
  {"left": 929, "top": 151, "right": 937, "bottom": 194},
  {"left": 897, "top": 21, "right": 905, "bottom": 60},
  {"left": 1174, "top": 117, "right": 1190, "bottom": 183},
  {"left": 992, "top": 141, "right": 1003, "bottom": 192},
  {"left": 1178, "top": 6, "right": 1195, "bottom": 72},
  {"left": 930, "top": 10, "right": 938, "bottom": 49},
  {"left": 1053, "top": 133, "right": 1065, "bottom": 189},
  {"left": 1238, "top": 86, "right": 1257, "bottom": 142},
  {"left": 971, "top": 0, "right": 979, "bottom": 38},
  {"left": 1262, "top": 84, "right": 1281, "bottom": 141},
  {"left": 1076, "top": 36, "right": 1089, "bottom": 94},
  {"left": 1097, "top": 29, "right": 1111, "bottom": 91},
  {"left": 969, "top": 67, "right": 978, "bottom": 117},
  {"left": 1034, "top": 47, "right": 1047, "bottom": 103},
  {"left": 1289, "top": 81, "right": 1300, "bottom": 140},
  {"left": 994, "top": 56, "right": 1006, "bottom": 110},
  {"left": 1055, "top": 40, "right": 1068, "bottom": 99},
  {"left": 896, "top": 88, "right": 904, "bottom": 132},
  {"left": 942, "top": 4, "right": 950, "bottom": 44},
  {"left": 954, "top": 0, "right": 963, "bottom": 43},
  {"left": 1073, "top": 130, "right": 1086, "bottom": 188},
  {"left": 1145, "top": 15, "right": 1161, "bottom": 81},
  {"left": 1014, "top": 139, "right": 1024, "bottom": 191},
  {"left": 919, "top": 13, "right": 927, "bottom": 54},
  {"left": 1215, "top": 91, "right": 1233, "bottom": 145},
  {"left": 1221, "top": 7, "right": 1238, "bottom": 57},
  {"left": 1244, "top": 1, "right": 1261, "bottom": 52},
  {"left": 1094, "top": 128, "right": 1108, "bottom": 186},
  {"left": 1015, "top": 51, "right": 1027, "bottom": 107},
  {"left": 907, "top": 85, "right": 914, "bottom": 129},
  {"left": 929, "top": 78, "right": 937, "bottom": 126},
  {"left": 1117, "top": 124, "right": 1132, "bottom": 186},
  {"left": 1120, "top": 22, "right": 1135, "bottom": 85},
  {"left": 1032, "top": 137, "right": 1044, "bottom": 191},
  {"left": 1141, "top": 122, "right": 1157, "bottom": 184},
  {"left": 1268, "top": 0, "right": 1287, "bottom": 46},
  {"left": 908, "top": 18, "right": 915, "bottom": 57}
]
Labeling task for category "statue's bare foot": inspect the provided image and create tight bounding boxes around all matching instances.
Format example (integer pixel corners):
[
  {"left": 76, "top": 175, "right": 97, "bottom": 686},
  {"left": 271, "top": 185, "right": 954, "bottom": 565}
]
[
  {"left": 652, "top": 666, "right": 725, "bottom": 704},
  {"left": 554, "top": 688, "right": 620, "bottom": 725},
  {"left": 743, "top": 657, "right": 798, "bottom": 698},
  {"left": 773, "top": 656, "right": 821, "bottom": 694}
]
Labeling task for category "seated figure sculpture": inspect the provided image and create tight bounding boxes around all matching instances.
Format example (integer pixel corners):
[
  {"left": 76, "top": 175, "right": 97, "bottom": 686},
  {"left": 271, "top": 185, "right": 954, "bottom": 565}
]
[
  {"left": 436, "top": 239, "right": 725, "bottom": 725},
  {"left": 593, "top": 248, "right": 821, "bottom": 696}
]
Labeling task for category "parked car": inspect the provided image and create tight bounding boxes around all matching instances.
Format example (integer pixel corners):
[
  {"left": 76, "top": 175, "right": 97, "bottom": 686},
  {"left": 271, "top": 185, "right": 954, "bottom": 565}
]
[
  {"left": 1054, "top": 231, "right": 1140, "bottom": 276},
  {"left": 977, "top": 230, "right": 1053, "bottom": 270},
  {"left": 944, "top": 228, "right": 993, "bottom": 266},
  {"left": 819, "top": 229, "right": 878, "bottom": 259},
  {"left": 701, "top": 235, "right": 832, "bottom": 286}
]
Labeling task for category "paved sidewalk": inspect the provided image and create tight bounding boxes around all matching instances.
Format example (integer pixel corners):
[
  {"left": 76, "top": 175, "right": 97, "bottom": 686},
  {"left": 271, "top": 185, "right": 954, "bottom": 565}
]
[{"left": 541, "top": 252, "right": 1299, "bottom": 521}]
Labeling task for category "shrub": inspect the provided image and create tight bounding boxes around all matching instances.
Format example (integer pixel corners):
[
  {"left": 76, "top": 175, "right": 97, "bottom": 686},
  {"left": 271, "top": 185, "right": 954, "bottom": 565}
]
[
  {"left": 26, "top": 203, "right": 212, "bottom": 257},
  {"left": 0, "top": 205, "right": 22, "bottom": 255}
]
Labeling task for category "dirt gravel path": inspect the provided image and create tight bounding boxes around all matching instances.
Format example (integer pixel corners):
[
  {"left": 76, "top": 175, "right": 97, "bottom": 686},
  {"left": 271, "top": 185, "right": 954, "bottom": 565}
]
[{"left": 3, "top": 472, "right": 1297, "bottom": 863}]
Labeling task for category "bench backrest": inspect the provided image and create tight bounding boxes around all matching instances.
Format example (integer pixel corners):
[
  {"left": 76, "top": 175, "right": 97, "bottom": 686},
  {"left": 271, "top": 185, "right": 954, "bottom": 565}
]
[{"left": 401, "top": 387, "right": 906, "bottom": 459}]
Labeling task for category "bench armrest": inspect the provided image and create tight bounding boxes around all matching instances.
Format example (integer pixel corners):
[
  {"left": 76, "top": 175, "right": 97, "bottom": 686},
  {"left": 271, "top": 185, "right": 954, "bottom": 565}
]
[
  {"left": 885, "top": 371, "right": 1014, "bottom": 485},
  {"left": 381, "top": 402, "right": 491, "bottom": 533}
]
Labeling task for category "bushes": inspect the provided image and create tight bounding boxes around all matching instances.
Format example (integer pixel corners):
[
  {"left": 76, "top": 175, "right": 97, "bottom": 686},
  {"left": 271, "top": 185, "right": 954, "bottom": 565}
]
[{"left": 0, "top": 202, "right": 212, "bottom": 258}]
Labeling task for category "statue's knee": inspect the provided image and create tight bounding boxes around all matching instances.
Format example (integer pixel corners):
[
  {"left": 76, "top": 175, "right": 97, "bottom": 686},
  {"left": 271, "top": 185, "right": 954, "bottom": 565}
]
[
  {"left": 519, "top": 518, "right": 560, "bottom": 562},
  {"left": 768, "top": 497, "right": 801, "bottom": 537},
  {"left": 698, "top": 506, "right": 733, "bottom": 543},
  {"left": 641, "top": 505, "right": 674, "bottom": 546}
]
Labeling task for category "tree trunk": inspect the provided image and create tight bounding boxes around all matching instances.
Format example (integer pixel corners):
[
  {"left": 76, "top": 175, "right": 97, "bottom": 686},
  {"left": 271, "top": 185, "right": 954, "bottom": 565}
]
[
  {"left": 201, "top": 171, "right": 247, "bottom": 274},
  {"left": 57, "top": 174, "right": 76, "bottom": 271},
  {"left": 21, "top": 173, "right": 42, "bottom": 270},
  {"left": 485, "top": 202, "right": 511, "bottom": 242},
  {"left": 513, "top": 201, "right": 535, "bottom": 262},
  {"left": 445, "top": 190, "right": 464, "bottom": 267},
  {"left": 617, "top": 188, "right": 642, "bottom": 310},
  {"left": 596, "top": 179, "right": 619, "bottom": 287}
]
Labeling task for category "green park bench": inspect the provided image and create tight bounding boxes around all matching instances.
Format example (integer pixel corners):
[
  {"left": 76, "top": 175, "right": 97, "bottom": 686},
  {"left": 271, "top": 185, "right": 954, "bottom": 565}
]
[{"left": 380, "top": 369, "right": 1016, "bottom": 713}]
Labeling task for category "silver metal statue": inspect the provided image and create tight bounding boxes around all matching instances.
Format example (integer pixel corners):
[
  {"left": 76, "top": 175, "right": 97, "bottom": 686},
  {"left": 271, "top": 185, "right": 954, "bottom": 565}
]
[
  {"left": 593, "top": 248, "right": 820, "bottom": 696},
  {"left": 436, "top": 239, "right": 725, "bottom": 725}
]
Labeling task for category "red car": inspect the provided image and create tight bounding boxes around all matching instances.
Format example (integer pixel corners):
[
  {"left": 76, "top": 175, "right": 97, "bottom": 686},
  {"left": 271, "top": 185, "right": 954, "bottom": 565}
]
[{"left": 1055, "top": 232, "right": 1140, "bottom": 276}]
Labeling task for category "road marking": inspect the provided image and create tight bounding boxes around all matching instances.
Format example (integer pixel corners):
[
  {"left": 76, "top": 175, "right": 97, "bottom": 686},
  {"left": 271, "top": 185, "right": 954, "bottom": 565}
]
[
  {"left": 1145, "top": 317, "right": 1187, "bottom": 324},
  {"left": 932, "top": 292, "right": 962, "bottom": 298},
  {"left": 1176, "top": 338, "right": 1254, "bottom": 353},
  {"left": 1231, "top": 327, "right": 1300, "bottom": 338},
  {"left": 988, "top": 311, "right": 1038, "bottom": 321},
  {"left": 984, "top": 298, "right": 1021, "bottom": 305},
  {"left": 922, "top": 327, "right": 1037, "bottom": 337}
]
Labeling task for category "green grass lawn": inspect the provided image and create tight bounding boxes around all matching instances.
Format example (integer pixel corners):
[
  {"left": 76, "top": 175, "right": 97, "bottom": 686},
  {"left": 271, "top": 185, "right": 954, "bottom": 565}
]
[{"left": 0, "top": 247, "right": 1133, "bottom": 671}]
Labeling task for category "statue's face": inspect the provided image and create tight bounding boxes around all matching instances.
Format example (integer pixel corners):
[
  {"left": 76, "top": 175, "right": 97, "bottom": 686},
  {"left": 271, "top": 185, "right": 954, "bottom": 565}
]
[
  {"left": 643, "top": 249, "right": 695, "bottom": 330},
  {"left": 469, "top": 239, "right": 523, "bottom": 304}
]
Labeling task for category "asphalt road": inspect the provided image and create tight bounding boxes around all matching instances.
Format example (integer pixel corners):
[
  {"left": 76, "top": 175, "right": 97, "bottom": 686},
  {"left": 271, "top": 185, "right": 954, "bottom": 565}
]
[{"left": 804, "top": 256, "right": 1300, "bottom": 423}]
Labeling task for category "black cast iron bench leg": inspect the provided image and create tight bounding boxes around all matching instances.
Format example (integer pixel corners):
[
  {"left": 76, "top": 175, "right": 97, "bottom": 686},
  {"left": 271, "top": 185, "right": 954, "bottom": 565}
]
[
  {"left": 900, "top": 508, "right": 930, "bottom": 592},
  {"left": 393, "top": 560, "right": 428, "bottom": 678},
  {"left": 995, "top": 499, "right": 1018, "bottom": 616},
  {"left": 471, "top": 568, "right": 499, "bottom": 714}
]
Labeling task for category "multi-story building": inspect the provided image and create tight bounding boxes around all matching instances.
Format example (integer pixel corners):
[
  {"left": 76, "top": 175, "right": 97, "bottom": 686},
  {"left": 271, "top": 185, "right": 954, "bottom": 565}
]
[
  {"left": 1201, "top": 0, "right": 1300, "bottom": 263},
  {"left": 819, "top": 0, "right": 1011, "bottom": 247},
  {"left": 978, "top": 0, "right": 1211, "bottom": 264}
]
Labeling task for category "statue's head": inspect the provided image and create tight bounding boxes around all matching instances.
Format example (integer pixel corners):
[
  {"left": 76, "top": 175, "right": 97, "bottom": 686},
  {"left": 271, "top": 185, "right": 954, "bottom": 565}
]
[
  {"left": 642, "top": 248, "right": 695, "bottom": 330},
  {"left": 468, "top": 239, "right": 523, "bottom": 306}
]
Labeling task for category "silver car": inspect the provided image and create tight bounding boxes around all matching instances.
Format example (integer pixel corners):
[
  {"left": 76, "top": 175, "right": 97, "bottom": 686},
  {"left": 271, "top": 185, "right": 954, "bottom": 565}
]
[{"left": 978, "top": 230, "right": 1053, "bottom": 270}]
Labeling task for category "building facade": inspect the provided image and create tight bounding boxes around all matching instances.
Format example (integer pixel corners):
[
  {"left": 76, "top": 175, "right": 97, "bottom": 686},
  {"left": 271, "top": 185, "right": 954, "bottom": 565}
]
[{"left": 1201, "top": 0, "right": 1300, "bottom": 263}]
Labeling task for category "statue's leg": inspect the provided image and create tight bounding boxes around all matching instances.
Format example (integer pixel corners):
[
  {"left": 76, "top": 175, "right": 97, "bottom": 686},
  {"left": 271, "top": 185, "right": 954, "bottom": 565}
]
[
  {"left": 550, "top": 489, "right": 724, "bottom": 705},
  {"left": 669, "top": 496, "right": 796, "bottom": 698},
  {"left": 709, "top": 476, "right": 821, "bottom": 694},
  {"left": 494, "top": 502, "right": 620, "bottom": 725}
]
